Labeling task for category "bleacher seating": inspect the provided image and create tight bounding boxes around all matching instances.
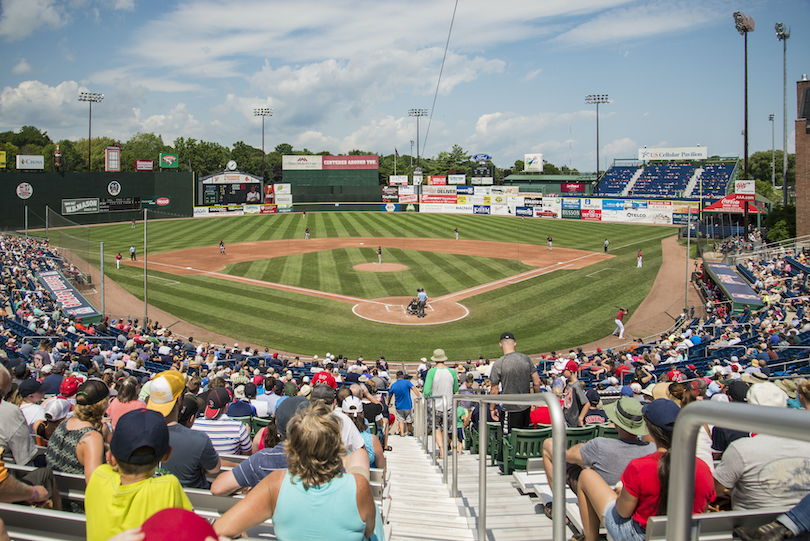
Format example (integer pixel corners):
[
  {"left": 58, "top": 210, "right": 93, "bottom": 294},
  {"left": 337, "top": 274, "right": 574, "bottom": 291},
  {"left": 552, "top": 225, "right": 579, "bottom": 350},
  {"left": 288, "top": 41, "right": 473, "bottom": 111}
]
[
  {"left": 698, "top": 162, "right": 736, "bottom": 199},
  {"left": 598, "top": 165, "right": 639, "bottom": 194},
  {"left": 630, "top": 163, "right": 697, "bottom": 197}
]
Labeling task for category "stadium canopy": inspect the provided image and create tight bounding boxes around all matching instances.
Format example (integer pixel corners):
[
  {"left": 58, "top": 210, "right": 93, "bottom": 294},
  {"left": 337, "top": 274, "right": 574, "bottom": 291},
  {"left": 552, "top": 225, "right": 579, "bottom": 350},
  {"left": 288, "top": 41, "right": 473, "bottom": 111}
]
[
  {"left": 702, "top": 262, "right": 765, "bottom": 313},
  {"left": 702, "top": 194, "right": 763, "bottom": 214}
]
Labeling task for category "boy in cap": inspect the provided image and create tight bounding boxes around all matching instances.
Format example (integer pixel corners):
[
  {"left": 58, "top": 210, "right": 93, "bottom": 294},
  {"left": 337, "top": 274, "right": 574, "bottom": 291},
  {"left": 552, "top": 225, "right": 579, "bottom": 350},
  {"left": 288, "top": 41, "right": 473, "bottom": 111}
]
[{"left": 85, "top": 408, "right": 192, "bottom": 541}]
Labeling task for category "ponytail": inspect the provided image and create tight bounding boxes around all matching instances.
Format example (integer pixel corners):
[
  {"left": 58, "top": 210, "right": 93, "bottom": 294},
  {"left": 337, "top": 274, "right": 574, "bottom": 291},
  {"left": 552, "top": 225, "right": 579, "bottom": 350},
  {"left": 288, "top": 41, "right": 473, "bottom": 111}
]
[{"left": 645, "top": 417, "right": 674, "bottom": 516}]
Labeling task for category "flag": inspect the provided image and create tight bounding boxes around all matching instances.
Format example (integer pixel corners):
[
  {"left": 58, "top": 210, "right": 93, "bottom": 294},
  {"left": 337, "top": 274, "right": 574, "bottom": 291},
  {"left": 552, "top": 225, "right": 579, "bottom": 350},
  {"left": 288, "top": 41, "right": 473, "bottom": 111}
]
[{"left": 395, "top": 148, "right": 399, "bottom": 157}]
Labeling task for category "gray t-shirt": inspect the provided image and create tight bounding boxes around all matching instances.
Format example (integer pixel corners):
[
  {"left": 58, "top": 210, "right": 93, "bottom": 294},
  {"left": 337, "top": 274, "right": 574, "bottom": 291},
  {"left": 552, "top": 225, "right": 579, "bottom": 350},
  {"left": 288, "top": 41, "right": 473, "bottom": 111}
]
[
  {"left": 490, "top": 352, "right": 535, "bottom": 412},
  {"left": 714, "top": 434, "right": 810, "bottom": 511},
  {"left": 579, "top": 437, "right": 656, "bottom": 487},
  {"left": 161, "top": 423, "right": 220, "bottom": 488},
  {"left": 563, "top": 380, "right": 587, "bottom": 427}
]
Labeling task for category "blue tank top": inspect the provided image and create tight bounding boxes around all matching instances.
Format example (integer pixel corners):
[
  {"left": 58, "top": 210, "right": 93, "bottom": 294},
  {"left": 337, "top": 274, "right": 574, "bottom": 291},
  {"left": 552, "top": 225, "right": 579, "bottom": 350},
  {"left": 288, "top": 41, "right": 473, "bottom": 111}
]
[
  {"left": 273, "top": 472, "right": 366, "bottom": 541},
  {"left": 361, "top": 430, "right": 375, "bottom": 465}
]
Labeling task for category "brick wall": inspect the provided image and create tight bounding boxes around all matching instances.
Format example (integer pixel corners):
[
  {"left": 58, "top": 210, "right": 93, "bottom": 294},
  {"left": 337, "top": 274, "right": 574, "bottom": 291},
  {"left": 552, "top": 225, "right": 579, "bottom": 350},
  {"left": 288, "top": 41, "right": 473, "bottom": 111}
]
[{"left": 797, "top": 78, "right": 810, "bottom": 238}]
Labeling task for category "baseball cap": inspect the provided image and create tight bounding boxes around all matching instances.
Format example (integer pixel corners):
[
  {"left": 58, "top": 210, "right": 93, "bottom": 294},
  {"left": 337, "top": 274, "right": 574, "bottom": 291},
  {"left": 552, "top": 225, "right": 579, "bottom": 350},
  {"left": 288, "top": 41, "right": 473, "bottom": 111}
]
[
  {"left": 140, "top": 508, "right": 216, "bottom": 541},
  {"left": 178, "top": 394, "right": 200, "bottom": 425},
  {"left": 244, "top": 382, "right": 257, "bottom": 398},
  {"left": 275, "top": 396, "right": 310, "bottom": 436},
  {"left": 53, "top": 361, "right": 67, "bottom": 373},
  {"left": 147, "top": 370, "right": 186, "bottom": 417},
  {"left": 604, "top": 396, "right": 648, "bottom": 436},
  {"left": 110, "top": 409, "right": 169, "bottom": 464},
  {"left": 41, "top": 364, "right": 53, "bottom": 374},
  {"left": 284, "top": 382, "right": 299, "bottom": 397},
  {"left": 19, "top": 379, "right": 48, "bottom": 397},
  {"left": 342, "top": 396, "right": 363, "bottom": 415},
  {"left": 13, "top": 364, "right": 27, "bottom": 378},
  {"left": 205, "top": 388, "right": 231, "bottom": 419},
  {"left": 585, "top": 389, "right": 600, "bottom": 406},
  {"left": 76, "top": 379, "right": 115, "bottom": 406},
  {"left": 726, "top": 380, "right": 749, "bottom": 403},
  {"left": 747, "top": 382, "right": 788, "bottom": 408},
  {"left": 59, "top": 375, "right": 82, "bottom": 397},
  {"left": 500, "top": 332, "right": 515, "bottom": 341},
  {"left": 310, "top": 384, "right": 336, "bottom": 404},
  {"left": 563, "top": 360, "right": 578, "bottom": 373},
  {"left": 42, "top": 396, "right": 72, "bottom": 422},
  {"left": 620, "top": 385, "right": 634, "bottom": 397},
  {"left": 641, "top": 399, "right": 680, "bottom": 431}
]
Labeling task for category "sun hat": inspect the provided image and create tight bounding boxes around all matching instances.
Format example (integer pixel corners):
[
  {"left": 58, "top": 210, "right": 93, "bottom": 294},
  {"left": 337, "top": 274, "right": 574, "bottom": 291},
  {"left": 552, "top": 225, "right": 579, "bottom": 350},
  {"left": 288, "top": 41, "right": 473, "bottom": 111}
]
[
  {"left": 110, "top": 409, "right": 169, "bottom": 464},
  {"left": 641, "top": 383, "right": 657, "bottom": 398},
  {"left": 147, "top": 370, "right": 186, "bottom": 417},
  {"left": 604, "top": 397, "right": 648, "bottom": 436},
  {"left": 299, "top": 384, "right": 312, "bottom": 398},
  {"left": 774, "top": 379, "right": 797, "bottom": 399},
  {"left": 741, "top": 372, "right": 769, "bottom": 385},
  {"left": 641, "top": 398, "right": 681, "bottom": 431},
  {"left": 747, "top": 382, "right": 788, "bottom": 408},
  {"left": 431, "top": 349, "right": 448, "bottom": 363},
  {"left": 233, "top": 385, "right": 246, "bottom": 399}
]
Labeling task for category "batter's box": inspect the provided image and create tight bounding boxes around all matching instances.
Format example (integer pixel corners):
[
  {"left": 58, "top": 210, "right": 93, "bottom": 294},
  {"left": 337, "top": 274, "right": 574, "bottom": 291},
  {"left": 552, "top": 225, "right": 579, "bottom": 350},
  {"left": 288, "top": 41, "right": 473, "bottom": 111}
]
[{"left": 384, "top": 303, "right": 434, "bottom": 312}]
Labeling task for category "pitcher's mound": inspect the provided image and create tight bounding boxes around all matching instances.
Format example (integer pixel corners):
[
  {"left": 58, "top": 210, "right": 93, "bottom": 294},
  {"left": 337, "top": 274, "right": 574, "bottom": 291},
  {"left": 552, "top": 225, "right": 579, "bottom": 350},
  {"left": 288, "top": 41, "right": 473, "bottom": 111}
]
[{"left": 353, "top": 263, "right": 408, "bottom": 272}]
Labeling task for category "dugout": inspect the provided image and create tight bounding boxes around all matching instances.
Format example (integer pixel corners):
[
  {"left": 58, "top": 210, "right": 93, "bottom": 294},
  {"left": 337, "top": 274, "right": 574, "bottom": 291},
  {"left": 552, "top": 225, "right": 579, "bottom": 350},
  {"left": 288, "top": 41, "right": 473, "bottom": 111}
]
[
  {"left": 701, "top": 262, "right": 765, "bottom": 313},
  {"left": 0, "top": 172, "right": 194, "bottom": 230}
]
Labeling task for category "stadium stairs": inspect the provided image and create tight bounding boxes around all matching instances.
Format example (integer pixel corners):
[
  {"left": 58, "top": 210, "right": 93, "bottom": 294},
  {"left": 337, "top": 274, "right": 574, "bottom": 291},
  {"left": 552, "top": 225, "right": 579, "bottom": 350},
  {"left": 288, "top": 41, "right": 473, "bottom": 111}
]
[
  {"left": 683, "top": 167, "right": 705, "bottom": 197},
  {"left": 620, "top": 167, "right": 644, "bottom": 196}
]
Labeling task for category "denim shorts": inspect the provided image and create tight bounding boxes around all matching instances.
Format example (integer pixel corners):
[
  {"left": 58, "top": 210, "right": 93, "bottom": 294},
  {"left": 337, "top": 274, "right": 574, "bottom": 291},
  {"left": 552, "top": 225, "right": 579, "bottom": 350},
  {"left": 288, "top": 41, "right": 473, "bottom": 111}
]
[{"left": 603, "top": 500, "right": 646, "bottom": 541}]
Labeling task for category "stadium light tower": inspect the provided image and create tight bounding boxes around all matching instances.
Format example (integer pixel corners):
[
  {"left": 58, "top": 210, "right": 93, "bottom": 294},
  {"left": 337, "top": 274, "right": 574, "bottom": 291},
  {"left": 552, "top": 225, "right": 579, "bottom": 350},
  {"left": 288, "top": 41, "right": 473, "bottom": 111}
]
[
  {"left": 769, "top": 113, "right": 776, "bottom": 187},
  {"left": 776, "top": 22, "right": 790, "bottom": 206},
  {"left": 408, "top": 109, "right": 428, "bottom": 165},
  {"left": 78, "top": 91, "right": 103, "bottom": 172},
  {"left": 585, "top": 94, "right": 609, "bottom": 192},
  {"left": 254, "top": 107, "right": 273, "bottom": 179},
  {"left": 733, "top": 11, "right": 754, "bottom": 182}
]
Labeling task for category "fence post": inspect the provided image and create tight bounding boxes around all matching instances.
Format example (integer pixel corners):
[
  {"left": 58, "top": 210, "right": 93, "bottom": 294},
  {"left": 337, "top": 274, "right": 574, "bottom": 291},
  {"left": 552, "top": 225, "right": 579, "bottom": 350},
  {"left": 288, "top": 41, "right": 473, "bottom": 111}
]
[{"left": 100, "top": 241, "right": 105, "bottom": 316}]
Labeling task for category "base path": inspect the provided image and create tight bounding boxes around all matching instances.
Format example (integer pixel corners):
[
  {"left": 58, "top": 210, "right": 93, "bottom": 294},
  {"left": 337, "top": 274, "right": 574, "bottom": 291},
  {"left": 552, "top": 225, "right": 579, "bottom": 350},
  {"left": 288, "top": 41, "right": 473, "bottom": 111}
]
[{"left": 130, "top": 238, "right": 612, "bottom": 325}]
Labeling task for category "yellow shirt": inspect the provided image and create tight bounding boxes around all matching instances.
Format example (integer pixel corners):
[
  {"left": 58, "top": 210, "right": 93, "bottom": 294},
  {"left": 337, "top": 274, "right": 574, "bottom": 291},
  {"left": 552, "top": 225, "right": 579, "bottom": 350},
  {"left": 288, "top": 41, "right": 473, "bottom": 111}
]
[{"left": 85, "top": 464, "right": 192, "bottom": 541}]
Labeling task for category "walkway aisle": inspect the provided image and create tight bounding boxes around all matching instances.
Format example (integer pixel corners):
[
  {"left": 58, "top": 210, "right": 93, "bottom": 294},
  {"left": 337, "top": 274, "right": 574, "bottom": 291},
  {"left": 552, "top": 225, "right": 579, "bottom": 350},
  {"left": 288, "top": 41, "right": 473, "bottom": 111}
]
[
  {"left": 386, "top": 436, "right": 475, "bottom": 541},
  {"left": 385, "top": 436, "right": 555, "bottom": 541},
  {"left": 454, "top": 450, "right": 554, "bottom": 541}
]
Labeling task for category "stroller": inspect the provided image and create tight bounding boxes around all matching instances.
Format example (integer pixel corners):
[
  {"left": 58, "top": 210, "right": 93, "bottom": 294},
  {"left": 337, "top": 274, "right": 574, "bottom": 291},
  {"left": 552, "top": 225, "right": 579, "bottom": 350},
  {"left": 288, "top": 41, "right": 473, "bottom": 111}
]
[{"left": 406, "top": 298, "right": 419, "bottom": 316}]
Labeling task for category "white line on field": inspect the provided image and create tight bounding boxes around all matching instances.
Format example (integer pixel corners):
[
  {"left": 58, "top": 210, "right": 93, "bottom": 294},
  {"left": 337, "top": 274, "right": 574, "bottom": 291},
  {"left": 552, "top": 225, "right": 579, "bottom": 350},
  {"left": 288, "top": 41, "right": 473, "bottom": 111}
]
[{"left": 586, "top": 268, "right": 617, "bottom": 277}]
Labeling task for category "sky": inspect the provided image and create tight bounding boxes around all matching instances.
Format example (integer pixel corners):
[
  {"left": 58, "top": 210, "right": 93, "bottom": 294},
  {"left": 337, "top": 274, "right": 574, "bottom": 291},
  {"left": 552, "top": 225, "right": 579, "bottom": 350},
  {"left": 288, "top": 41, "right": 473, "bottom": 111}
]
[{"left": 1, "top": 0, "right": 808, "bottom": 173}]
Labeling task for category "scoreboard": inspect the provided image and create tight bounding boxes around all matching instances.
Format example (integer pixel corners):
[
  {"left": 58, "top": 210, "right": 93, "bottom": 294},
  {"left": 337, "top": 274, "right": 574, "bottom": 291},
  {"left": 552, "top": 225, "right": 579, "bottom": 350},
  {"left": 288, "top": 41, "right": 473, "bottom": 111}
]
[
  {"left": 99, "top": 197, "right": 140, "bottom": 212},
  {"left": 202, "top": 182, "right": 262, "bottom": 205}
]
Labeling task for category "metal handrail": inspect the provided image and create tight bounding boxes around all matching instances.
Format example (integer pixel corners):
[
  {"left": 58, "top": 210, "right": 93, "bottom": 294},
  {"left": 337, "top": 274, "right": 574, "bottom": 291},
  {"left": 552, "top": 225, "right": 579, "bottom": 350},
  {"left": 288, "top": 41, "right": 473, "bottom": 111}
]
[
  {"left": 668, "top": 401, "right": 810, "bottom": 541},
  {"left": 418, "top": 395, "right": 450, "bottom": 474},
  {"left": 438, "top": 393, "right": 567, "bottom": 541}
]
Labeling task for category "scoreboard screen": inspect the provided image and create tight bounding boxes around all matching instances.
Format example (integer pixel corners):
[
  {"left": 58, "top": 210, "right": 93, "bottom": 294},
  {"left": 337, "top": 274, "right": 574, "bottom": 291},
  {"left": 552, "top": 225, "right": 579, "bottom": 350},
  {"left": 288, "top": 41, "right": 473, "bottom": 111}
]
[
  {"left": 99, "top": 197, "right": 141, "bottom": 212},
  {"left": 202, "top": 183, "right": 263, "bottom": 205}
]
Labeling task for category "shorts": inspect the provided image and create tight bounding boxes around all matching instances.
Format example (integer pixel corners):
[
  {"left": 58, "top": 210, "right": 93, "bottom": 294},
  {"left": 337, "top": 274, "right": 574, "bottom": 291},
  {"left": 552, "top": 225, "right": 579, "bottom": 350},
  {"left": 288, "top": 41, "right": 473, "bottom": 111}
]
[
  {"left": 395, "top": 408, "right": 413, "bottom": 423},
  {"left": 430, "top": 408, "right": 451, "bottom": 430},
  {"left": 603, "top": 500, "right": 646, "bottom": 541}
]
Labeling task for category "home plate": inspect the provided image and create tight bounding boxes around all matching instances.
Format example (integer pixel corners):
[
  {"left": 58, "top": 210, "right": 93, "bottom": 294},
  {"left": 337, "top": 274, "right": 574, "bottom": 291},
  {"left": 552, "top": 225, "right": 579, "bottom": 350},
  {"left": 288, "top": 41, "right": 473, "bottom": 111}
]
[
  {"left": 186, "top": 267, "right": 192, "bottom": 269},
  {"left": 360, "top": 243, "right": 364, "bottom": 245}
]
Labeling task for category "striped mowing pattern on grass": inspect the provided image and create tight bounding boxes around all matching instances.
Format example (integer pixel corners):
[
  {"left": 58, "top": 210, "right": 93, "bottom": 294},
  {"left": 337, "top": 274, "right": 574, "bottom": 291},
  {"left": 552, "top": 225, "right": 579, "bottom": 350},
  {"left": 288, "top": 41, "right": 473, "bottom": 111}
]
[{"left": 53, "top": 212, "right": 675, "bottom": 361}]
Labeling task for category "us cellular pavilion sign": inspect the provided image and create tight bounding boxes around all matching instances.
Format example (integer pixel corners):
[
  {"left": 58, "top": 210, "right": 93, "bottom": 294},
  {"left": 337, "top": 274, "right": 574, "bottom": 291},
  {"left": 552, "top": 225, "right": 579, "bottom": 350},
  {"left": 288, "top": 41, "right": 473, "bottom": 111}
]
[{"left": 638, "top": 147, "right": 708, "bottom": 161}]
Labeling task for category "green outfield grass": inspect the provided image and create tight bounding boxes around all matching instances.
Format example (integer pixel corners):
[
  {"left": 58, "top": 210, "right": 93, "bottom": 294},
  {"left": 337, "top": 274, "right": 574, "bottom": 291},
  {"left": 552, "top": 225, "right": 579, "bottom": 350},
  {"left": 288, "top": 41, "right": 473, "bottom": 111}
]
[{"left": 58, "top": 212, "right": 676, "bottom": 361}]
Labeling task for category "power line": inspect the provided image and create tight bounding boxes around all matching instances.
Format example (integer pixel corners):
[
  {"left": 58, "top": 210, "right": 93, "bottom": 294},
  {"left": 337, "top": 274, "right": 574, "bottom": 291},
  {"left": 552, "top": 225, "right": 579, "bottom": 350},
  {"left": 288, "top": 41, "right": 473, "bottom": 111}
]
[{"left": 422, "top": 0, "right": 459, "bottom": 154}]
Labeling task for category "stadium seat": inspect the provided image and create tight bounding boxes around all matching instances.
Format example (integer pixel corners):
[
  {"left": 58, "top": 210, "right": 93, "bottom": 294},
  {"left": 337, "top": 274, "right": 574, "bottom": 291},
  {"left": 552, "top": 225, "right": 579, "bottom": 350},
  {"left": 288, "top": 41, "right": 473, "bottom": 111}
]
[{"left": 501, "top": 427, "right": 552, "bottom": 475}]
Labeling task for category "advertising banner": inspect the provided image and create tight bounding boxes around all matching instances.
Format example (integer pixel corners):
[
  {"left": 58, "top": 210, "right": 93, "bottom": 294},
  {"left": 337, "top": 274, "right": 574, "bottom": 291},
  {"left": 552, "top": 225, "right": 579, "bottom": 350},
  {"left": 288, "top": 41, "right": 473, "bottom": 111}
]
[
  {"left": 474, "top": 186, "right": 492, "bottom": 196},
  {"left": 277, "top": 206, "right": 293, "bottom": 213},
  {"left": 448, "top": 174, "right": 466, "bottom": 185},
  {"left": 420, "top": 204, "right": 471, "bottom": 214},
  {"left": 562, "top": 198, "right": 581, "bottom": 209},
  {"left": 638, "top": 146, "right": 708, "bottom": 161},
  {"left": 0, "top": 151, "right": 5, "bottom": 168},
  {"left": 602, "top": 199, "right": 625, "bottom": 211},
  {"left": 399, "top": 194, "right": 418, "bottom": 204},
  {"left": 16, "top": 155, "right": 45, "bottom": 170},
  {"left": 469, "top": 195, "right": 485, "bottom": 205},
  {"left": 491, "top": 204, "right": 509, "bottom": 215},
  {"left": 260, "top": 205, "right": 278, "bottom": 214},
  {"left": 193, "top": 206, "right": 245, "bottom": 217},
  {"left": 471, "top": 176, "right": 494, "bottom": 185},
  {"left": 581, "top": 209, "right": 602, "bottom": 222},
  {"left": 457, "top": 195, "right": 467, "bottom": 205},
  {"left": 473, "top": 205, "right": 490, "bottom": 215},
  {"left": 274, "top": 183, "right": 291, "bottom": 195},
  {"left": 159, "top": 153, "right": 179, "bottom": 168},
  {"left": 734, "top": 180, "right": 755, "bottom": 201},
  {"left": 422, "top": 186, "right": 456, "bottom": 195},
  {"left": 244, "top": 205, "right": 261, "bottom": 215},
  {"left": 492, "top": 186, "right": 520, "bottom": 195},
  {"left": 509, "top": 196, "right": 525, "bottom": 207},
  {"left": 581, "top": 198, "right": 602, "bottom": 210},
  {"left": 389, "top": 175, "right": 409, "bottom": 185},
  {"left": 515, "top": 207, "right": 533, "bottom": 217},
  {"left": 524, "top": 154, "right": 543, "bottom": 172},
  {"left": 105, "top": 147, "right": 120, "bottom": 172},
  {"left": 523, "top": 196, "right": 543, "bottom": 207},
  {"left": 413, "top": 175, "right": 423, "bottom": 185},
  {"left": 382, "top": 203, "right": 400, "bottom": 212},
  {"left": 37, "top": 270, "right": 100, "bottom": 319},
  {"left": 283, "top": 155, "right": 322, "bottom": 170},
  {"left": 142, "top": 196, "right": 171, "bottom": 210},
  {"left": 62, "top": 198, "right": 99, "bottom": 215},
  {"left": 647, "top": 200, "right": 672, "bottom": 210},
  {"left": 421, "top": 194, "right": 458, "bottom": 204},
  {"left": 704, "top": 263, "right": 765, "bottom": 306},
  {"left": 561, "top": 208, "right": 580, "bottom": 219},
  {"left": 382, "top": 186, "right": 399, "bottom": 202},
  {"left": 562, "top": 182, "right": 586, "bottom": 193},
  {"left": 136, "top": 160, "right": 154, "bottom": 171},
  {"left": 275, "top": 194, "right": 293, "bottom": 205},
  {"left": 428, "top": 176, "right": 447, "bottom": 185},
  {"left": 322, "top": 155, "right": 378, "bottom": 169},
  {"left": 399, "top": 185, "right": 415, "bottom": 196},
  {"left": 457, "top": 186, "right": 474, "bottom": 195}
]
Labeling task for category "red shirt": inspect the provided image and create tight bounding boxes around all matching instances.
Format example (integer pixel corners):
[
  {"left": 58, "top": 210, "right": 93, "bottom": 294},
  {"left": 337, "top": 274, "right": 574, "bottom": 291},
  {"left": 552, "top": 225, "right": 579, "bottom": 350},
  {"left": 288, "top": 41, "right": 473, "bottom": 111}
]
[
  {"left": 667, "top": 369, "right": 685, "bottom": 383},
  {"left": 622, "top": 452, "right": 715, "bottom": 529},
  {"left": 616, "top": 310, "right": 625, "bottom": 321},
  {"left": 312, "top": 371, "right": 337, "bottom": 389}
]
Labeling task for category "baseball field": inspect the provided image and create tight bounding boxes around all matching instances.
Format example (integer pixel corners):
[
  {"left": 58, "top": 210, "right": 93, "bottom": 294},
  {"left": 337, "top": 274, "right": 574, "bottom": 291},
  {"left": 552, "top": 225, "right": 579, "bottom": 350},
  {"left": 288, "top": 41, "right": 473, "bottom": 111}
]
[{"left": 62, "top": 212, "right": 680, "bottom": 361}]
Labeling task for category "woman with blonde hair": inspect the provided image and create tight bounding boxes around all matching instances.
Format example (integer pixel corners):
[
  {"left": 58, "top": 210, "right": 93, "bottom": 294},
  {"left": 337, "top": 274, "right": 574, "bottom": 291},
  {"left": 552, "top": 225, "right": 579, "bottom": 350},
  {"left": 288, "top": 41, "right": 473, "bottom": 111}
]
[{"left": 214, "top": 401, "right": 376, "bottom": 540}]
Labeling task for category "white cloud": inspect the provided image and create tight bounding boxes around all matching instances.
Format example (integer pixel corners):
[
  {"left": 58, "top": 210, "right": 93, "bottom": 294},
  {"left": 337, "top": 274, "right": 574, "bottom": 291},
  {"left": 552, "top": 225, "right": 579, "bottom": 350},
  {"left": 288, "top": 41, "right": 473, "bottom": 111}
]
[
  {"left": 552, "top": 0, "right": 724, "bottom": 48},
  {"left": 134, "top": 103, "right": 203, "bottom": 143},
  {"left": 0, "top": 0, "right": 66, "bottom": 41},
  {"left": 523, "top": 69, "right": 542, "bottom": 82},
  {"left": 0, "top": 80, "right": 82, "bottom": 130},
  {"left": 12, "top": 58, "right": 31, "bottom": 74},
  {"left": 603, "top": 137, "right": 637, "bottom": 158}
]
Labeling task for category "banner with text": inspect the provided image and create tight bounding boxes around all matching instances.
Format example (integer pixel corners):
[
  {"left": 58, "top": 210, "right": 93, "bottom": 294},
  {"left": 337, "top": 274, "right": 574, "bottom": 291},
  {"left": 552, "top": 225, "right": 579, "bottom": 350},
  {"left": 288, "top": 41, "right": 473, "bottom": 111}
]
[
  {"left": 638, "top": 146, "right": 708, "bottom": 161},
  {"left": 37, "top": 270, "right": 101, "bottom": 319}
]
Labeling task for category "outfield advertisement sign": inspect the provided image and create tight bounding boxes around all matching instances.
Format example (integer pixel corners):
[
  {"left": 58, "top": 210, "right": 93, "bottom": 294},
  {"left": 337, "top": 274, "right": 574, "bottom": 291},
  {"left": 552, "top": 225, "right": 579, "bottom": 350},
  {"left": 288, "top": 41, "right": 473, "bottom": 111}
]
[
  {"left": 420, "top": 204, "right": 472, "bottom": 214},
  {"left": 448, "top": 174, "right": 466, "bottom": 185},
  {"left": 561, "top": 208, "right": 580, "bottom": 219},
  {"left": 16, "top": 155, "right": 45, "bottom": 170},
  {"left": 274, "top": 183, "right": 291, "bottom": 195},
  {"left": 524, "top": 154, "right": 543, "bottom": 172},
  {"left": 457, "top": 186, "right": 474, "bottom": 195},
  {"left": 136, "top": 160, "right": 153, "bottom": 171},
  {"left": 581, "top": 209, "right": 602, "bottom": 221},
  {"left": 382, "top": 203, "right": 400, "bottom": 212},
  {"left": 283, "top": 155, "right": 322, "bottom": 170},
  {"left": 515, "top": 207, "right": 533, "bottom": 217},
  {"left": 36, "top": 270, "right": 100, "bottom": 319},
  {"left": 389, "top": 175, "right": 409, "bottom": 185},
  {"left": 159, "top": 153, "right": 179, "bottom": 168},
  {"left": 62, "top": 198, "right": 100, "bottom": 215},
  {"left": 193, "top": 206, "right": 245, "bottom": 217},
  {"left": 422, "top": 186, "right": 456, "bottom": 195},
  {"left": 638, "top": 146, "right": 708, "bottom": 161},
  {"left": 562, "top": 183, "right": 586, "bottom": 193},
  {"left": 421, "top": 194, "right": 457, "bottom": 204},
  {"left": 473, "top": 205, "right": 490, "bottom": 215},
  {"left": 382, "top": 186, "right": 399, "bottom": 202},
  {"left": 471, "top": 176, "right": 494, "bottom": 185},
  {"left": 275, "top": 194, "right": 293, "bottom": 205},
  {"left": 322, "top": 155, "right": 378, "bottom": 169}
]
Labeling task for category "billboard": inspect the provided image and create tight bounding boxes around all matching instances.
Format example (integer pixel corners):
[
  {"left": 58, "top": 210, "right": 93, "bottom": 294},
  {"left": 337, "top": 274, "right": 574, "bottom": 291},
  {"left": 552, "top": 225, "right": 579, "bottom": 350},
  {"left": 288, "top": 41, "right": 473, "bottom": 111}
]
[
  {"left": 524, "top": 154, "right": 543, "bottom": 172},
  {"left": 322, "top": 155, "right": 378, "bottom": 169},
  {"left": 428, "top": 176, "right": 447, "bottom": 185},
  {"left": 381, "top": 186, "right": 399, "bottom": 202},
  {"left": 734, "top": 180, "right": 755, "bottom": 201},
  {"left": 159, "top": 153, "right": 179, "bottom": 168},
  {"left": 389, "top": 175, "right": 409, "bottom": 185},
  {"left": 448, "top": 174, "right": 466, "bottom": 185},
  {"left": 561, "top": 182, "right": 586, "bottom": 193},
  {"left": 283, "top": 155, "right": 322, "bottom": 170},
  {"left": 37, "top": 270, "right": 100, "bottom": 319},
  {"left": 16, "top": 155, "right": 45, "bottom": 170},
  {"left": 638, "top": 146, "right": 708, "bottom": 161},
  {"left": 136, "top": 160, "right": 153, "bottom": 171},
  {"left": 62, "top": 198, "right": 100, "bottom": 215},
  {"left": 105, "top": 147, "right": 120, "bottom": 172}
]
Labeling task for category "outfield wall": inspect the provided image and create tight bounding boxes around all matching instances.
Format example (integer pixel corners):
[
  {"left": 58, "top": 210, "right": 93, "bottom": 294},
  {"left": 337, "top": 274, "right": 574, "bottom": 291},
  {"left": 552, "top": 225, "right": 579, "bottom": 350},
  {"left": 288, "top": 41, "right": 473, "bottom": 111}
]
[{"left": 1, "top": 172, "right": 194, "bottom": 229}]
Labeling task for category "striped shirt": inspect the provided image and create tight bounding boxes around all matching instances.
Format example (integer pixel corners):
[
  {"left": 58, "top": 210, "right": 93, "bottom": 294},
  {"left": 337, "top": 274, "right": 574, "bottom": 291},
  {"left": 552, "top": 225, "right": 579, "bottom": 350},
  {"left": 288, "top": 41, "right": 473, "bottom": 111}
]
[{"left": 190, "top": 415, "right": 251, "bottom": 455}]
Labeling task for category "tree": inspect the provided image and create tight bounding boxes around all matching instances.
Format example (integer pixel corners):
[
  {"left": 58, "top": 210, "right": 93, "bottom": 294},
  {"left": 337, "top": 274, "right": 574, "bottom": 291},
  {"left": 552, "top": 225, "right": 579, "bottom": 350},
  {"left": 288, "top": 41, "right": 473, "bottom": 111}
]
[
  {"left": 543, "top": 162, "right": 561, "bottom": 175},
  {"left": 763, "top": 204, "right": 796, "bottom": 241},
  {"left": 230, "top": 141, "right": 263, "bottom": 177},
  {"left": 748, "top": 150, "right": 795, "bottom": 191},
  {"left": 121, "top": 132, "right": 167, "bottom": 171},
  {"left": 274, "top": 143, "right": 293, "bottom": 155},
  {"left": 0, "top": 125, "right": 52, "bottom": 148},
  {"left": 513, "top": 160, "right": 525, "bottom": 172},
  {"left": 173, "top": 137, "right": 231, "bottom": 175},
  {"left": 55, "top": 140, "right": 83, "bottom": 172}
]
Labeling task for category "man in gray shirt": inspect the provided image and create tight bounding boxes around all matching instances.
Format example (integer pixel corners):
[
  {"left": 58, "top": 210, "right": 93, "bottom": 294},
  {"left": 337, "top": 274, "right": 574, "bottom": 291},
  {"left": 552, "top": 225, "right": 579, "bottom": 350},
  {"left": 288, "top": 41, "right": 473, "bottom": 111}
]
[{"left": 489, "top": 332, "right": 541, "bottom": 434}]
